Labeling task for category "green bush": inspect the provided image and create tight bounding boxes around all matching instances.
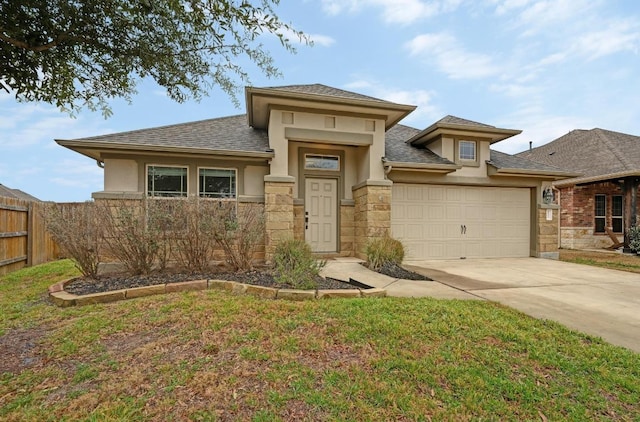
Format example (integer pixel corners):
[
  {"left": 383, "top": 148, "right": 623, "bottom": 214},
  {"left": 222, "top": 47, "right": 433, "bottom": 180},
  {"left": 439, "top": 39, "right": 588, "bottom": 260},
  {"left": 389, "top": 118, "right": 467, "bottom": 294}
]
[
  {"left": 628, "top": 225, "right": 640, "bottom": 252},
  {"left": 365, "top": 236, "right": 405, "bottom": 271},
  {"left": 273, "top": 239, "right": 325, "bottom": 289}
]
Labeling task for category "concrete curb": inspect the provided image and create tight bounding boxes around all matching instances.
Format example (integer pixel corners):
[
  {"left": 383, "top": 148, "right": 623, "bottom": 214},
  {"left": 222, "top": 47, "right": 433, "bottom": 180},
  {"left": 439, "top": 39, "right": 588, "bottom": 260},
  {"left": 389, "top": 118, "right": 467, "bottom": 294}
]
[{"left": 49, "top": 277, "right": 386, "bottom": 307}]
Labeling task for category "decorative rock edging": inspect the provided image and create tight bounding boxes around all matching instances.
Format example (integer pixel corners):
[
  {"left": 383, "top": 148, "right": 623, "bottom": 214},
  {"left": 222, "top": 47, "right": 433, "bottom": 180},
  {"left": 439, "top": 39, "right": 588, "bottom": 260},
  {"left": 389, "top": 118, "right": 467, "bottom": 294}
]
[{"left": 48, "top": 278, "right": 386, "bottom": 307}]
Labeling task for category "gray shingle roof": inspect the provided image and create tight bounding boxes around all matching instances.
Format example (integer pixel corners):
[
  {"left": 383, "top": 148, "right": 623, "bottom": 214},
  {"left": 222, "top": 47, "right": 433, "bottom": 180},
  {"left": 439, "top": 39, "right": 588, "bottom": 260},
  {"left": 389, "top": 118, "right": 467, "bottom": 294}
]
[
  {"left": 384, "top": 125, "right": 456, "bottom": 165},
  {"left": 436, "top": 115, "right": 495, "bottom": 128},
  {"left": 517, "top": 128, "right": 640, "bottom": 180},
  {"left": 0, "top": 184, "right": 40, "bottom": 201},
  {"left": 264, "top": 84, "right": 395, "bottom": 104},
  {"left": 60, "top": 115, "right": 269, "bottom": 153},
  {"left": 488, "top": 150, "right": 568, "bottom": 173}
]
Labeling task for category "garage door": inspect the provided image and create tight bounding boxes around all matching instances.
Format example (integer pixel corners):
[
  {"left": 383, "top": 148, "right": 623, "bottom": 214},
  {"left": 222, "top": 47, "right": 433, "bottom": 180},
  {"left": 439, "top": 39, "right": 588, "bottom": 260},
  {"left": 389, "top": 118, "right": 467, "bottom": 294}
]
[{"left": 391, "top": 184, "right": 531, "bottom": 259}]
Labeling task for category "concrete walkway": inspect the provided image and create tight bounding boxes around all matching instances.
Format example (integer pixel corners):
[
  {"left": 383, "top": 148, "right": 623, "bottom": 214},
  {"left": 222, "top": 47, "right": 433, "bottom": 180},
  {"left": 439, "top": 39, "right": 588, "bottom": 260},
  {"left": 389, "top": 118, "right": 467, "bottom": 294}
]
[{"left": 322, "top": 257, "right": 640, "bottom": 353}]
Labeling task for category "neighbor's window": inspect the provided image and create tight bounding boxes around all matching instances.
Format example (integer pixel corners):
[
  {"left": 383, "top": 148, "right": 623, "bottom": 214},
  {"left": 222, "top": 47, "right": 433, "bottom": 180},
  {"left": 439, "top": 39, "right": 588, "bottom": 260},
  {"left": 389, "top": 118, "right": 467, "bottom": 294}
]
[
  {"left": 199, "top": 168, "right": 236, "bottom": 198},
  {"left": 304, "top": 154, "right": 340, "bottom": 171},
  {"left": 594, "top": 194, "right": 606, "bottom": 233},
  {"left": 147, "top": 165, "right": 188, "bottom": 197},
  {"left": 458, "top": 140, "right": 476, "bottom": 161},
  {"left": 612, "top": 195, "right": 623, "bottom": 233}
]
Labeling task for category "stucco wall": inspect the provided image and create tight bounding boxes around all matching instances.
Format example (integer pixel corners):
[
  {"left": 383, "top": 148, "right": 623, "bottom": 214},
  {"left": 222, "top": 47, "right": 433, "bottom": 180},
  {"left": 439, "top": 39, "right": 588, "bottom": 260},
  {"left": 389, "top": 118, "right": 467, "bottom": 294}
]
[
  {"left": 97, "top": 154, "right": 268, "bottom": 198},
  {"left": 104, "top": 159, "right": 138, "bottom": 192}
]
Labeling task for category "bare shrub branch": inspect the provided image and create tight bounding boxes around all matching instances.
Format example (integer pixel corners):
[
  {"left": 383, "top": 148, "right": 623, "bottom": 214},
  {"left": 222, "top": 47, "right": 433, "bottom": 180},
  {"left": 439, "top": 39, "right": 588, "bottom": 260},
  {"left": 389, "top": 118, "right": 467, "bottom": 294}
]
[
  {"left": 41, "top": 201, "right": 102, "bottom": 278},
  {"left": 172, "top": 197, "right": 218, "bottom": 273},
  {"left": 214, "top": 202, "right": 265, "bottom": 271},
  {"left": 98, "top": 200, "right": 160, "bottom": 275}
]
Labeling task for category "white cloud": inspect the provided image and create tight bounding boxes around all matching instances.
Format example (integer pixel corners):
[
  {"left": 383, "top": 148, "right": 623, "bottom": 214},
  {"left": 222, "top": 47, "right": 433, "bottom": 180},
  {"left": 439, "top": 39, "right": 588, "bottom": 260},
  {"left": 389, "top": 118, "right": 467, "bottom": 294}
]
[
  {"left": 570, "top": 21, "right": 640, "bottom": 60},
  {"left": 343, "top": 79, "right": 441, "bottom": 125},
  {"left": 0, "top": 102, "right": 112, "bottom": 149},
  {"left": 405, "top": 32, "right": 500, "bottom": 79},
  {"left": 320, "top": 0, "right": 461, "bottom": 25},
  {"left": 309, "top": 33, "right": 336, "bottom": 47}
]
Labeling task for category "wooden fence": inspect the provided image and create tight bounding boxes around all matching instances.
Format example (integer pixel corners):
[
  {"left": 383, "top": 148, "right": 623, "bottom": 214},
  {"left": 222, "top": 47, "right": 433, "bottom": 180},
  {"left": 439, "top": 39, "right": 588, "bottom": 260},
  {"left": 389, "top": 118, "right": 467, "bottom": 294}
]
[{"left": 0, "top": 197, "right": 60, "bottom": 276}]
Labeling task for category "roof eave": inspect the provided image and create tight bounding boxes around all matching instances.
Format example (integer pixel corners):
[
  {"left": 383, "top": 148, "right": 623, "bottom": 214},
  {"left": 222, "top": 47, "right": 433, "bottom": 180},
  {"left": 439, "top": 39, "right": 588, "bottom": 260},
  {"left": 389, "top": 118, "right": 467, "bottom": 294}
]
[
  {"left": 487, "top": 164, "right": 581, "bottom": 180},
  {"left": 408, "top": 124, "right": 522, "bottom": 146},
  {"left": 553, "top": 170, "right": 640, "bottom": 187},
  {"left": 383, "top": 159, "right": 461, "bottom": 174},
  {"left": 245, "top": 86, "right": 416, "bottom": 130},
  {"left": 55, "top": 139, "right": 275, "bottom": 161}
]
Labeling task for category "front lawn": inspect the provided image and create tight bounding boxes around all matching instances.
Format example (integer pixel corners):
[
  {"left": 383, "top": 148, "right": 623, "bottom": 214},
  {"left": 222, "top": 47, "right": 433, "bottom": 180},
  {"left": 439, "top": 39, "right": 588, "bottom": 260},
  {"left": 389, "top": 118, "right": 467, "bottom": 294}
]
[
  {"left": 1, "top": 260, "right": 638, "bottom": 421},
  {"left": 560, "top": 249, "right": 640, "bottom": 274}
]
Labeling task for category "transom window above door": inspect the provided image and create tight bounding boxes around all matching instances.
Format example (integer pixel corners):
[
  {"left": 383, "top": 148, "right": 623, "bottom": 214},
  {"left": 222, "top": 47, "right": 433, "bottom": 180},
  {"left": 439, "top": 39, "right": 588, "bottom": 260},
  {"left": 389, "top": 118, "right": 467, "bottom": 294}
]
[
  {"left": 147, "top": 165, "right": 188, "bottom": 197},
  {"left": 304, "top": 154, "right": 340, "bottom": 171},
  {"left": 199, "top": 168, "right": 236, "bottom": 198}
]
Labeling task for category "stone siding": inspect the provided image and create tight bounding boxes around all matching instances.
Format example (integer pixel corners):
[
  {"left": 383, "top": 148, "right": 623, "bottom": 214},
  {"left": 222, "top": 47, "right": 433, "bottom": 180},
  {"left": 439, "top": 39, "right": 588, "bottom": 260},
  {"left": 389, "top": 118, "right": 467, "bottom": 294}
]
[
  {"left": 353, "top": 183, "right": 392, "bottom": 259},
  {"left": 340, "top": 203, "right": 355, "bottom": 256},
  {"left": 264, "top": 181, "right": 295, "bottom": 262},
  {"left": 538, "top": 206, "right": 559, "bottom": 259}
]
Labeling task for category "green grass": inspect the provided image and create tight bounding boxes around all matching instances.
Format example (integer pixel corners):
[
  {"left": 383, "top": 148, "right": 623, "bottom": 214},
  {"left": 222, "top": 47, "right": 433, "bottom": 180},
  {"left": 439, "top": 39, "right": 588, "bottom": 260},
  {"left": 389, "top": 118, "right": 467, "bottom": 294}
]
[{"left": 1, "top": 260, "right": 639, "bottom": 420}]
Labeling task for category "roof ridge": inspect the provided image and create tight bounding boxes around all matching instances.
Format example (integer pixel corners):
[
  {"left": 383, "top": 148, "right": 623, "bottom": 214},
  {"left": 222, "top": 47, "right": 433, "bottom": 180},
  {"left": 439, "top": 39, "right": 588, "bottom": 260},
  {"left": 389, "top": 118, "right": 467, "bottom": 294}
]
[{"left": 593, "top": 128, "right": 634, "bottom": 171}]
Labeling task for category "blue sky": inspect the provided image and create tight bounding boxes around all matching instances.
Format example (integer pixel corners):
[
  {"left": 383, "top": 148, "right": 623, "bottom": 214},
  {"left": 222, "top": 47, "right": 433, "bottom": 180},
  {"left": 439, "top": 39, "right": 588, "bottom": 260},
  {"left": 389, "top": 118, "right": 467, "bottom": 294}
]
[{"left": 2, "top": 0, "right": 640, "bottom": 202}]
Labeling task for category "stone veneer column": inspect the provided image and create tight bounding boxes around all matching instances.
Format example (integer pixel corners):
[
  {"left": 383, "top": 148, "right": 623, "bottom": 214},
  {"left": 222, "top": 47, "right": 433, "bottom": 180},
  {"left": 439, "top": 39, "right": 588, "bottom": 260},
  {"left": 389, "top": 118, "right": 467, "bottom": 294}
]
[
  {"left": 538, "top": 204, "right": 560, "bottom": 259},
  {"left": 264, "top": 177, "right": 295, "bottom": 263},
  {"left": 353, "top": 180, "right": 392, "bottom": 260}
]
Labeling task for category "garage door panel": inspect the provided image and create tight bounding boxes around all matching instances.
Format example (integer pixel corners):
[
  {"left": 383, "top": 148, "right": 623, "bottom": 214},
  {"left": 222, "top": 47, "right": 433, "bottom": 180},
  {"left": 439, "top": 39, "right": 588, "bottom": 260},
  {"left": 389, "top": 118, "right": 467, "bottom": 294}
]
[{"left": 392, "top": 184, "right": 530, "bottom": 259}]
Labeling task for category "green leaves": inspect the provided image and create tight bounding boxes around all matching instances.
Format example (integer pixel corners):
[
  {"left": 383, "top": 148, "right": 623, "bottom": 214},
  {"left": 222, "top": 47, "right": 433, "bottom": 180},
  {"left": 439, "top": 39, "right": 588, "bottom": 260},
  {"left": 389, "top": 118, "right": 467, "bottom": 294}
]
[{"left": 0, "top": 0, "right": 309, "bottom": 115}]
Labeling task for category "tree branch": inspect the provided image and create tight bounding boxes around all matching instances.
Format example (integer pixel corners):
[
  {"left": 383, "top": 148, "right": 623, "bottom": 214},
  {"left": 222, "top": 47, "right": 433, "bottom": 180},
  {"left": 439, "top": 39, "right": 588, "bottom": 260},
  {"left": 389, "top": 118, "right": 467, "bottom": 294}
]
[{"left": 0, "top": 29, "right": 65, "bottom": 52}]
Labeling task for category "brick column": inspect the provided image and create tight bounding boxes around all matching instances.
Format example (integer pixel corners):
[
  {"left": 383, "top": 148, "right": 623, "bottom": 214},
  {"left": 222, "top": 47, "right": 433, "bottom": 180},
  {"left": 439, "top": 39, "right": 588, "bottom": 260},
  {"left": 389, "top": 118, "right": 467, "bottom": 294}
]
[
  {"left": 538, "top": 204, "right": 559, "bottom": 259},
  {"left": 264, "top": 177, "right": 295, "bottom": 262},
  {"left": 353, "top": 181, "right": 392, "bottom": 259}
]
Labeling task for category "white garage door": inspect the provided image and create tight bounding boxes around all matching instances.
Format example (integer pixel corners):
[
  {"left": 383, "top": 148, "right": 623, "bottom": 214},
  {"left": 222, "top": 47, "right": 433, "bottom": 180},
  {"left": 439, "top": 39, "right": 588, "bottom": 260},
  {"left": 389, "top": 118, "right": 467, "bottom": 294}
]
[{"left": 392, "top": 184, "right": 531, "bottom": 260}]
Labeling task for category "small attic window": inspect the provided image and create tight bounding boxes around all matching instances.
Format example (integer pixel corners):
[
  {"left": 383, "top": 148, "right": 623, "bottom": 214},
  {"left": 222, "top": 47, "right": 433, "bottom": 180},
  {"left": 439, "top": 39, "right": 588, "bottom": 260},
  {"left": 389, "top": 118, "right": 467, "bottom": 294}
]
[{"left": 459, "top": 140, "right": 476, "bottom": 161}]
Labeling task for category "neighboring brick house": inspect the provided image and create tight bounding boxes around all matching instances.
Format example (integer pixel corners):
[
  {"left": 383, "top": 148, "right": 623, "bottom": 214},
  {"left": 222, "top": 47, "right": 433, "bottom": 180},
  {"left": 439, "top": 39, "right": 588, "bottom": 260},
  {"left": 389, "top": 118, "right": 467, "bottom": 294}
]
[
  {"left": 56, "top": 84, "right": 574, "bottom": 261},
  {"left": 518, "top": 128, "right": 640, "bottom": 250}
]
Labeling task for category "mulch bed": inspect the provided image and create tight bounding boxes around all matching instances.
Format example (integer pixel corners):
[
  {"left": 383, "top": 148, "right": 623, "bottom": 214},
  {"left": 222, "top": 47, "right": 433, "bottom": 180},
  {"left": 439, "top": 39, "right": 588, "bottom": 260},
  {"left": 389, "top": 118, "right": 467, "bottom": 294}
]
[
  {"left": 63, "top": 262, "right": 431, "bottom": 296},
  {"left": 372, "top": 262, "right": 432, "bottom": 281},
  {"left": 64, "top": 270, "right": 356, "bottom": 296}
]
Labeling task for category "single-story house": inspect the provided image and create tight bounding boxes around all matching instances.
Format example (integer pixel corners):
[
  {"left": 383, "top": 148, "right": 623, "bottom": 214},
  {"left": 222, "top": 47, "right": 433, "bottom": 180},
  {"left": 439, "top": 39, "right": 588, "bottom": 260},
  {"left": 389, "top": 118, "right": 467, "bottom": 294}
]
[
  {"left": 518, "top": 128, "right": 640, "bottom": 250},
  {"left": 56, "top": 84, "right": 575, "bottom": 261}
]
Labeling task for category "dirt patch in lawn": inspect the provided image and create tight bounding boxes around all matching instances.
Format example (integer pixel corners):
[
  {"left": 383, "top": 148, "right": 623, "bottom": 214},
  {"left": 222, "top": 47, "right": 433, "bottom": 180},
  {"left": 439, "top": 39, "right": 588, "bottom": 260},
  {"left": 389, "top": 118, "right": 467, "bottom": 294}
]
[
  {"left": 64, "top": 270, "right": 357, "bottom": 296},
  {"left": 0, "top": 326, "right": 48, "bottom": 375}
]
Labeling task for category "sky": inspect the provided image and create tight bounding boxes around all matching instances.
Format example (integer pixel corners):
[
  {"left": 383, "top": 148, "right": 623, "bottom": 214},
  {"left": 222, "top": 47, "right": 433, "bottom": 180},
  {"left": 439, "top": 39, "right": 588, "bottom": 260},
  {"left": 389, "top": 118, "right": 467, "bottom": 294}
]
[{"left": 2, "top": 0, "right": 640, "bottom": 202}]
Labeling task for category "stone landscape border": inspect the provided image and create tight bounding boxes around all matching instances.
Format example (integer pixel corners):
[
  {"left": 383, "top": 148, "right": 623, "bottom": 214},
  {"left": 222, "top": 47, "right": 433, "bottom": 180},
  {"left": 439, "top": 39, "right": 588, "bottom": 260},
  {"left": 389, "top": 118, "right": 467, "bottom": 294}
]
[{"left": 48, "top": 278, "right": 387, "bottom": 307}]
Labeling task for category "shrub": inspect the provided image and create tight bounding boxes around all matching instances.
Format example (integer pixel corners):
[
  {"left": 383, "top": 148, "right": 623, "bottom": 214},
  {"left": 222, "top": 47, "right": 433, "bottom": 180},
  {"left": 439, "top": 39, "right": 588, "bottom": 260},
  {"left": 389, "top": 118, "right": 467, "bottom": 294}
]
[
  {"left": 170, "top": 197, "right": 218, "bottom": 273},
  {"left": 98, "top": 200, "right": 161, "bottom": 275},
  {"left": 273, "top": 239, "right": 325, "bottom": 290},
  {"left": 214, "top": 202, "right": 265, "bottom": 271},
  {"left": 365, "top": 235, "right": 405, "bottom": 271},
  {"left": 628, "top": 225, "right": 640, "bottom": 252},
  {"left": 42, "top": 201, "right": 102, "bottom": 278}
]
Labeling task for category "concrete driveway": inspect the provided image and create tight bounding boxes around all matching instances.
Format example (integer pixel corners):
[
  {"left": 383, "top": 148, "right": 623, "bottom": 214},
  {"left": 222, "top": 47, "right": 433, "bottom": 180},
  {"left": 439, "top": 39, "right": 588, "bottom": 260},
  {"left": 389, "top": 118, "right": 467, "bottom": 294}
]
[{"left": 405, "top": 258, "right": 640, "bottom": 353}]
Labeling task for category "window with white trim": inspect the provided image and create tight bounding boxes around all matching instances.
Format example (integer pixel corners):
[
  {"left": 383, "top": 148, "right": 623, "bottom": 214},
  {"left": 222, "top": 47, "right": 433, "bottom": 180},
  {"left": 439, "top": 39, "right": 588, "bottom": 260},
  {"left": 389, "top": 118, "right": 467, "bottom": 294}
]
[
  {"left": 199, "top": 168, "right": 236, "bottom": 198},
  {"left": 612, "top": 195, "right": 623, "bottom": 233},
  {"left": 458, "top": 140, "right": 476, "bottom": 161},
  {"left": 147, "top": 165, "right": 188, "bottom": 197},
  {"left": 594, "top": 194, "right": 606, "bottom": 233},
  {"left": 304, "top": 154, "right": 340, "bottom": 171}
]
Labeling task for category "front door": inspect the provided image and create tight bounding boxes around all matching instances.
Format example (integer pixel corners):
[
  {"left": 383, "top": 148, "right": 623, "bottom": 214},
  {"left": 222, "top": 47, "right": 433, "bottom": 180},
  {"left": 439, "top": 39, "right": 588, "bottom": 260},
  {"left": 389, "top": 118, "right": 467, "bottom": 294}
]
[{"left": 305, "top": 178, "right": 338, "bottom": 253}]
